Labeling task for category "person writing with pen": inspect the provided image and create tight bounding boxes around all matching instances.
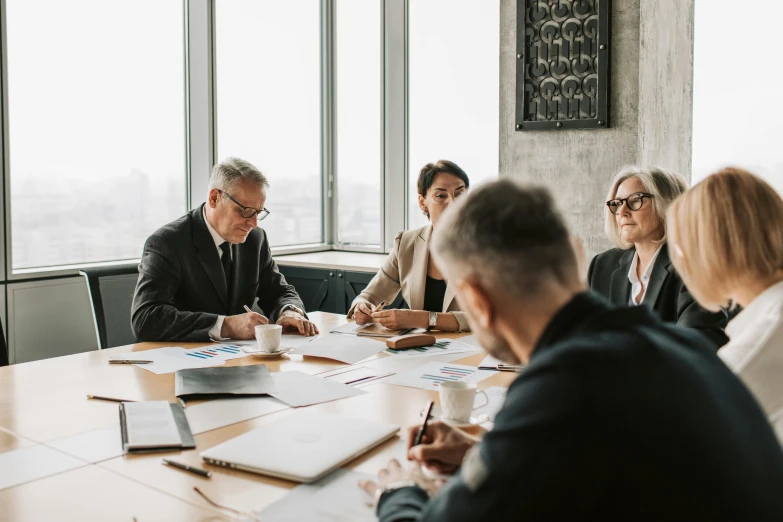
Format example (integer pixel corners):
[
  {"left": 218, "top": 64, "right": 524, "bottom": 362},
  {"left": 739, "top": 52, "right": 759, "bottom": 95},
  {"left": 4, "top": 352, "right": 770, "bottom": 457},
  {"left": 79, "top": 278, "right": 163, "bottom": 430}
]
[
  {"left": 359, "top": 180, "right": 783, "bottom": 521},
  {"left": 347, "top": 160, "right": 471, "bottom": 332},
  {"left": 132, "top": 157, "right": 318, "bottom": 342}
]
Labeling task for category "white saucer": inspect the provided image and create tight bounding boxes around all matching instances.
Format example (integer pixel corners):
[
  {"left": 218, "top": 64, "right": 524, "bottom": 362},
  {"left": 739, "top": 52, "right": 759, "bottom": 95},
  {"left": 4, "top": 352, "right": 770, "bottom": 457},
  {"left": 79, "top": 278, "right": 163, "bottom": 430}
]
[
  {"left": 438, "top": 415, "right": 480, "bottom": 429},
  {"left": 242, "top": 347, "right": 293, "bottom": 358}
]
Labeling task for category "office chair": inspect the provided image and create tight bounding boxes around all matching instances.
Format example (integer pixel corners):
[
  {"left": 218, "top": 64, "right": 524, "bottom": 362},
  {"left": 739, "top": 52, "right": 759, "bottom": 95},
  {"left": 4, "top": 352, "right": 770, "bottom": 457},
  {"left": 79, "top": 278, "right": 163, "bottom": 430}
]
[{"left": 79, "top": 264, "right": 140, "bottom": 349}]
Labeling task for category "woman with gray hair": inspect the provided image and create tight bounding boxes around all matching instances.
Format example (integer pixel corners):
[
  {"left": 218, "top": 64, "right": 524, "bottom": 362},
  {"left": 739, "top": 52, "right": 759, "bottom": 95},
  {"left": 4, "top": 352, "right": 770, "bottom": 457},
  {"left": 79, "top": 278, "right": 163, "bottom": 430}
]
[{"left": 586, "top": 166, "right": 729, "bottom": 347}]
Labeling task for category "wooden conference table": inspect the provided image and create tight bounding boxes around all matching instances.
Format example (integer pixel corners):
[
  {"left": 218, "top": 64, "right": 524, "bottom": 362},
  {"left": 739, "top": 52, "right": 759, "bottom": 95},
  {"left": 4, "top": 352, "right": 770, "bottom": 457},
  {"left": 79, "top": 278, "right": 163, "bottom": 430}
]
[{"left": 0, "top": 312, "right": 515, "bottom": 521}]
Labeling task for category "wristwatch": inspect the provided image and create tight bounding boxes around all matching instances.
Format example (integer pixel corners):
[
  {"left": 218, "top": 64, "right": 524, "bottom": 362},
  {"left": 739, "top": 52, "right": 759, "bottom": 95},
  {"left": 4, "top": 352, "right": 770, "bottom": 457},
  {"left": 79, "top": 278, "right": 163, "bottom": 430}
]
[
  {"left": 281, "top": 304, "right": 306, "bottom": 317},
  {"left": 428, "top": 311, "right": 438, "bottom": 330}
]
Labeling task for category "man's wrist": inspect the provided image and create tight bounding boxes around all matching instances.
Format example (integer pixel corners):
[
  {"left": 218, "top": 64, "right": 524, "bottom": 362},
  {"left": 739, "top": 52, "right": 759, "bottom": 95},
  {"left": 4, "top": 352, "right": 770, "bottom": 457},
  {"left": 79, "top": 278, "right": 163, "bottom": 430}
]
[{"left": 376, "top": 480, "right": 424, "bottom": 506}]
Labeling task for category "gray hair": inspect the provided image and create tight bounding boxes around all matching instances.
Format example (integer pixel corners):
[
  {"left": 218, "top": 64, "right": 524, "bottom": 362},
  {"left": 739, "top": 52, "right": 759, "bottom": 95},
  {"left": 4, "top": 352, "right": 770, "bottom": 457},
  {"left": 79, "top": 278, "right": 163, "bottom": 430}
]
[
  {"left": 431, "top": 180, "right": 579, "bottom": 297},
  {"left": 604, "top": 166, "right": 688, "bottom": 249},
  {"left": 208, "top": 157, "right": 269, "bottom": 193}
]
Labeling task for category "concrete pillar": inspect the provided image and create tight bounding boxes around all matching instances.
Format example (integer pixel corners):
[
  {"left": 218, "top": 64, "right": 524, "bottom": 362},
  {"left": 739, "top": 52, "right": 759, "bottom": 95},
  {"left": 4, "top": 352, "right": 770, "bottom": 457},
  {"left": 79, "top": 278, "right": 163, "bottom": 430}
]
[{"left": 499, "top": 0, "right": 694, "bottom": 260}]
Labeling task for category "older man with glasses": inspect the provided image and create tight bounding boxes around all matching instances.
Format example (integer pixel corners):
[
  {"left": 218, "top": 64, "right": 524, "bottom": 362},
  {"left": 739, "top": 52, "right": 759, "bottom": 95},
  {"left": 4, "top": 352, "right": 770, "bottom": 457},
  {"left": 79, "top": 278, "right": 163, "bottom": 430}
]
[{"left": 131, "top": 157, "right": 317, "bottom": 342}]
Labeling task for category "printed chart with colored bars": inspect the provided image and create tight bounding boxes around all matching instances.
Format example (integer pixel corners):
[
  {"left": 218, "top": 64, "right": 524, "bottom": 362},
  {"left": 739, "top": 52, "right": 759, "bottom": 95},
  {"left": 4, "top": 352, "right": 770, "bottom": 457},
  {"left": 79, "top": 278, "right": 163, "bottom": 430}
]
[
  {"left": 186, "top": 345, "right": 242, "bottom": 360},
  {"left": 381, "top": 362, "right": 497, "bottom": 391}
]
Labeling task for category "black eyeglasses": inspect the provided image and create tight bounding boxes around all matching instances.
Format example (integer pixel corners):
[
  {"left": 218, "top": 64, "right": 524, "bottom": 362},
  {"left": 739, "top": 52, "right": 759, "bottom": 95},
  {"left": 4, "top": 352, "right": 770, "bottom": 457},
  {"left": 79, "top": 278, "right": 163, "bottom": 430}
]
[
  {"left": 606, "top": 192, "right": 653, "bottom": 215},
  {"left": 218, "top": 190, "right": 270, "bottom": 220}
]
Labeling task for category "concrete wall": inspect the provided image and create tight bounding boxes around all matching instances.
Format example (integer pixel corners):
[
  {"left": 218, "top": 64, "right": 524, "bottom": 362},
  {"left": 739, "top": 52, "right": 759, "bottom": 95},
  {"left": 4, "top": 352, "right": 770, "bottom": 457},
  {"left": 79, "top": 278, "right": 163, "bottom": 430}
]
[
  {"left": 499, "top": 0, "right": 694, "bottom": 260},
  {"left": 637, "top": 0, "right": 695, "bottom": 174}
]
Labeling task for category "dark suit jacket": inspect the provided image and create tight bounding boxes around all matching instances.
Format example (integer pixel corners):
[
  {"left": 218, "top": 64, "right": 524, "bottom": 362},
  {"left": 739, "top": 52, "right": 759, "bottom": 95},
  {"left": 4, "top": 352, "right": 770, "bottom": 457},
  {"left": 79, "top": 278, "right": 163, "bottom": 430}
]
[
  {"left": 378, "top": 292, "right": 783, "bottom": 522},
  {"left": 131, "top": 204, "right": 304, "bottom": 342},
  {"left": 587, "top": 245, "right": 729, "bottom": 347}
]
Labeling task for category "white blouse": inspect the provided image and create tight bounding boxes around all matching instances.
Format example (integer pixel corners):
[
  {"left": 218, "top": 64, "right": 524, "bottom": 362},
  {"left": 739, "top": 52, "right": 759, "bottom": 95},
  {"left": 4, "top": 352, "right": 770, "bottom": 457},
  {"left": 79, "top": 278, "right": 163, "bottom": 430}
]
[
  {"left": 627, "top": 245, "right": 663, "bottom": 305},
  {"left": 721, "top": 280, "right": 783, "bottom": 442}
]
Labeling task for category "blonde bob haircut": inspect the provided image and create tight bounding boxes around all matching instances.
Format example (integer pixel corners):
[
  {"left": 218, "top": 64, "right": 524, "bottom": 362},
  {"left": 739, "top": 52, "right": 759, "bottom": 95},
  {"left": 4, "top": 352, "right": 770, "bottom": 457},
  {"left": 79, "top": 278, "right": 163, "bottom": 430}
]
[
  {"left": 667, "top": 168, "right": 783, "bottom": 312},
  {"left": 604, "top": 166, "right": 689, "bottom": 249}
]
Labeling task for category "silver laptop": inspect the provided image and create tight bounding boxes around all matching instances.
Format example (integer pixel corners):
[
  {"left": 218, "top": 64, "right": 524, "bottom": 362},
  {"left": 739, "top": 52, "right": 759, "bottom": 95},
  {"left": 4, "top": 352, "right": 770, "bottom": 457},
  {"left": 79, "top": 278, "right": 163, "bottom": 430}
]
[{"left": 200, "top": 410, "right": 399, "bottom": 482}]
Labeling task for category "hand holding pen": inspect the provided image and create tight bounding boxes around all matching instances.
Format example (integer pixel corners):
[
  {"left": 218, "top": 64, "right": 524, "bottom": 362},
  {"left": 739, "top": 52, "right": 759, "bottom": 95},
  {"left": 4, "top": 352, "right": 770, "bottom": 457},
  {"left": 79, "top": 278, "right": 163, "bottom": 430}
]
[
  {"left": 353, "top": 300, "right": 385, "bottom": 326},
  {"left": 406, "top": 402, "right": 480, "bottom": 476}
]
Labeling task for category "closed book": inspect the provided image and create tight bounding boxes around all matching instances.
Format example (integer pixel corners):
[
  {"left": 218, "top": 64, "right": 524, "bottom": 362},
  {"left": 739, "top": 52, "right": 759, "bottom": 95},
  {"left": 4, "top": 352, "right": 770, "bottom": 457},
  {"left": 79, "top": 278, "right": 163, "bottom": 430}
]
[{"left": 119, "top": 401, "right": 195, "bottom": 454}]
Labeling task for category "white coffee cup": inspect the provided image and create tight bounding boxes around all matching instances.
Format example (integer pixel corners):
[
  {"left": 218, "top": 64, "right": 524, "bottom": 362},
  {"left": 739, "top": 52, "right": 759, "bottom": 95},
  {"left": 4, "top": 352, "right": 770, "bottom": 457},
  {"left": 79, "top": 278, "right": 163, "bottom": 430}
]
[
  {"left": 438, "top": 381, "right": 489, "bottom": 423},
  {"left": 255, "top": 324, "right": 283, "bottom": 353}
]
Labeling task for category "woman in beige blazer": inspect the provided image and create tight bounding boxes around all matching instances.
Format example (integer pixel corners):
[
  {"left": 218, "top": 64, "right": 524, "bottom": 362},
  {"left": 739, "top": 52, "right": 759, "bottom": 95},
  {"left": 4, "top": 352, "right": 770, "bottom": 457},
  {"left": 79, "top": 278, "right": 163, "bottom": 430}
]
[{"left": 347, "top": 160, "right": 470, "bottom": 332}]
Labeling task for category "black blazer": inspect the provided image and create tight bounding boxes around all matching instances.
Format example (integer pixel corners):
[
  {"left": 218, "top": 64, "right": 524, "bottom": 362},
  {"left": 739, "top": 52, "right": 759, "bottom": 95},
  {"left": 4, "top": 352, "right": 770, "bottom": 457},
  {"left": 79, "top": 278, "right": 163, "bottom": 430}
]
[
  {"left": 131, "top": 204, "right": 304, "bottom": 342},
  {"left": 378, "top": 292, "right": 783, "bottom": 522},
  {"left": 587, "top": 245, "right": 729, "bottom": 347}
]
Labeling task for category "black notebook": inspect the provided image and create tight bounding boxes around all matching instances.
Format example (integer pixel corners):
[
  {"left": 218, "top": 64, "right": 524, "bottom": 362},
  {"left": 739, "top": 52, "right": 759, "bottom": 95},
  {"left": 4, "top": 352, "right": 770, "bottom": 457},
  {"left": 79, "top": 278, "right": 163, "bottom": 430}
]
[
  {"left": 119, "top": 401, "right": 195, "bottom": 454},
  {"left": 175, "top": 365, "right": 277, "bottom": 400}
]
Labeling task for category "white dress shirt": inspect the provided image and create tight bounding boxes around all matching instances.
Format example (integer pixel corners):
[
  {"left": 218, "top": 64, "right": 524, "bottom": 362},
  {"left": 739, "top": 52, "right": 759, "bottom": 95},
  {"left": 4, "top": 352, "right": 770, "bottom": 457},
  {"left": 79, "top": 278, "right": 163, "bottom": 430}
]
[
  {"left": 203, "top": 207, "right": 230, "bottom": 340},
  {"left": 627, "top": 245, "right": 663, "bottom": 305},
  {"left": 721, "top": 280, "right": 783, "bottom": 442},
  {"left": 202, "top": 207, "right": 301, "bottom": 340}
]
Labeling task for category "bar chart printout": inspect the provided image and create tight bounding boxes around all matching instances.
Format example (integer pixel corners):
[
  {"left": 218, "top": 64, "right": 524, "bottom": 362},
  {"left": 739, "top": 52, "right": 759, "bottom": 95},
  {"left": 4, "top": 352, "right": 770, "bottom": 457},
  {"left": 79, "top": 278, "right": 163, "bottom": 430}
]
[
  {"left": 380, "top": 362, "right": 497, "bottom": 391},
  {"left": 185, "top": 345, "right": 242, "bottom": 360}
]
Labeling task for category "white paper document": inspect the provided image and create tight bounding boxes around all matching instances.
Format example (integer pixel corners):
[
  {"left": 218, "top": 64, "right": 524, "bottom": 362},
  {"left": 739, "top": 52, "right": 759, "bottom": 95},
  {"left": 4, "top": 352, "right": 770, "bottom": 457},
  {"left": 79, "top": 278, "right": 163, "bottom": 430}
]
[
  {"left": 319, "top": 366, "right": 394, "bottom": 386},
  {"left": 185, "top": 396, "right": 290, "bottom": 435},
  {"left": 256, "top": 468, "right": 376, "bottom": 522},
  {"left": 45, "top": 425, "right": 123, "bottom": 464},
  {"left": 293, "top": 334, "right": 386, "bottom": 364},
  {"left": 0, "top": 445, "right": 86, "bottom": 491},
  {"left": 452, "top": 335, "right": 481, "bottom": 348},
  {"left": 269, "top": 371, "right": 366, "bottom": 407},
  {"left": 385, "top": 339, "right": 480, "bottom": 359},
  {"left": 110, "top": 344, "right": 247, "bottom": 374},
  {"left": 380, "top": 361, "right": 497, "bottom": 391},
  {"left": 362, "top": 349, "right": 484, "bottom": 375},
  {"left": 123, "top": 401, "right": 182, "bottom": 450},
  {"left": 478, "top": 354, "right": 503, "bottom": 368}
]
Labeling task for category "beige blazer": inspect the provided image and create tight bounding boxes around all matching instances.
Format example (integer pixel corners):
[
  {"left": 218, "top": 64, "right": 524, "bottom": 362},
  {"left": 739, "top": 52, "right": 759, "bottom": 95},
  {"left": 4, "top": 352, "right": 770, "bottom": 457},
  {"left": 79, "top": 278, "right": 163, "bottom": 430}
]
[{"left": 347, "top": 225, "right": 470, "bottom": 331}]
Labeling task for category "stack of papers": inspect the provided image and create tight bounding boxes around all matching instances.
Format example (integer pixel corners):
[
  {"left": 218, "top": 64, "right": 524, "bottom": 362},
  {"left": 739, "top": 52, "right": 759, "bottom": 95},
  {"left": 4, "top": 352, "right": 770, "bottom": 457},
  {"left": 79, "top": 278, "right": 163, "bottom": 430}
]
[{"left": 175, "top": 365, "right": 277, "bottom": 400}]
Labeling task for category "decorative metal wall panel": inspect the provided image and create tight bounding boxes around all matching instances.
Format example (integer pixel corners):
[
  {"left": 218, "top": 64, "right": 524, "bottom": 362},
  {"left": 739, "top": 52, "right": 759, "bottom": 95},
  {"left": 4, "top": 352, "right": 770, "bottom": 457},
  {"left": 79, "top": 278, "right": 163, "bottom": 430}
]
[{"left": 515, "top": 0, "right": 610, "bottom": 131}]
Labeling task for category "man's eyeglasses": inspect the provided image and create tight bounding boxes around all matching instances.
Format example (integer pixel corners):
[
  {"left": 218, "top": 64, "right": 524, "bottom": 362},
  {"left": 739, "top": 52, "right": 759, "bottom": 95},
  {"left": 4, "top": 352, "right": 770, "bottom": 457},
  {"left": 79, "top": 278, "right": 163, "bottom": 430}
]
[
  {"left": 218, "top": 190, "right": 270, "bottom": 220},
  {"left": 606, "top": 192, "right": 653, "bottom": 215}
]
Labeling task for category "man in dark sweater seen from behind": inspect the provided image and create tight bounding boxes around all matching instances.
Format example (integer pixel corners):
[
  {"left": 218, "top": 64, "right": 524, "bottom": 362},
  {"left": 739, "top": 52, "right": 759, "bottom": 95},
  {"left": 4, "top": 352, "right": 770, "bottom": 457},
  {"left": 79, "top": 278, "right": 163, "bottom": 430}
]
[{"left": 360, "top": 180, "right": 783, "bottom": 522}]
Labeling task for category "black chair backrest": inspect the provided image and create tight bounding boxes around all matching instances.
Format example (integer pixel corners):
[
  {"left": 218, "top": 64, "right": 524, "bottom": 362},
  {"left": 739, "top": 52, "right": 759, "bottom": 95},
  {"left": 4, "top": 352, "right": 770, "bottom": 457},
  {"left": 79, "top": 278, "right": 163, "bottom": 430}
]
[
  {"left": 0, "top": 318, "right": 7, "bottom": 367},
  {"left": 79, "top": 264, "right": 140, "bottom": 349}
]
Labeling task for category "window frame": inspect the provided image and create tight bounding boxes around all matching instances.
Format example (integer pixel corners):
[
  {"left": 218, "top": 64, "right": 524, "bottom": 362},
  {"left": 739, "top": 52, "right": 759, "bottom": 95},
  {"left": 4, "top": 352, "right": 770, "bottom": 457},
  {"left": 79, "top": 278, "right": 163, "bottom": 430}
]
[{"left": 0, "top": 0, "right": 437, "bottom": 282}]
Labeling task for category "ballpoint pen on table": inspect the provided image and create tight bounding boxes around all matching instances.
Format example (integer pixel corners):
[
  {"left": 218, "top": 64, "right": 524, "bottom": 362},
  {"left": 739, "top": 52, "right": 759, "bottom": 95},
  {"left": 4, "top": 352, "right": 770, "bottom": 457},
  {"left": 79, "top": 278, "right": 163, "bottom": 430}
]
[
  {"left": 87, "top": 394, "right": 135, "bottom": 403},
  {"left": 162, "top": 459, "right": 212, "bottom": 478},
  {"left": 109, "top": 359, "right": 153, "bottom": 365}
]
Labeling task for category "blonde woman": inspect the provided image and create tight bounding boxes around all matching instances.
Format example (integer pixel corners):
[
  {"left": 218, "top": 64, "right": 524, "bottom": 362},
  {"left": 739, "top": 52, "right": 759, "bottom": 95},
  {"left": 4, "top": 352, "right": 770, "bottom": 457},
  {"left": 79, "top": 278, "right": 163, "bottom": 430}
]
[
  {"left": 346, "top": 160, "right": 471, "bottom": 332},
  {"left": 587, "top": 166, "right": 729, "bottom": 347},
  {"left": 668, "top": 168, "right": 783, "bottom": 428}
]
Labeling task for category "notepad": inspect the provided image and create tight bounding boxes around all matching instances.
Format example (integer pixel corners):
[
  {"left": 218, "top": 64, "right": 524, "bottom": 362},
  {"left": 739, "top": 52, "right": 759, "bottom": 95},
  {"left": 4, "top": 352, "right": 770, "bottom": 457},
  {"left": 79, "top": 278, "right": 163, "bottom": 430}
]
[
  {"left": 331, "top": 322, "right": 426, "bottom": 338},
  {"left": 174, "top": 364, "right": 277, "bottom": 400},
  {"left": 119, "top": 401, "right": 195, "bottom": 453}
]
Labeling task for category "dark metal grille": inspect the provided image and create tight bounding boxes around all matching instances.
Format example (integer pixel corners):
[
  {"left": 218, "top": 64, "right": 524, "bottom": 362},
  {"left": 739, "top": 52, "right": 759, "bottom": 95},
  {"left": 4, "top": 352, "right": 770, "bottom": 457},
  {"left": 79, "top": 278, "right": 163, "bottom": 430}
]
[{"left": 515, "top": 0, "right": 610, "bottom": 131}]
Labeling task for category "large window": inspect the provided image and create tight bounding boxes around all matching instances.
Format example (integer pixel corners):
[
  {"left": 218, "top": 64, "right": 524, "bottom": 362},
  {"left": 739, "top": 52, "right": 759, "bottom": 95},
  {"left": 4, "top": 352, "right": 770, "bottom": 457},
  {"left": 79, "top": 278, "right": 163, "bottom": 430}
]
[
  {"left": 692, "top": 1, "right": 783, "bottom": 190},
  {"left": 215, "top": 0, "right": 323, "bottom": 248},
  {"left": 334, "top": 0, "right": 383, "bottom": 247},
  {"left": 6, "top": 0, "right": 187, "bottom": 270},
  {"left": 408, "top": 0, "right": 500, "bottom": 230}
]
